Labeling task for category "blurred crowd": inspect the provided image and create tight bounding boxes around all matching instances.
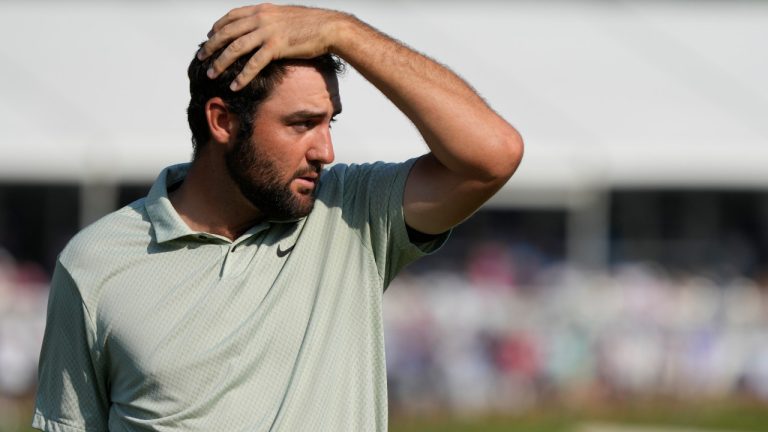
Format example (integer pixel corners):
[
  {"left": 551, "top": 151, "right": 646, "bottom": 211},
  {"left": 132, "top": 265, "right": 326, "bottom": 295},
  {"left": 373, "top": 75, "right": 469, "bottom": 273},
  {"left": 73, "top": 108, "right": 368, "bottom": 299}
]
[
  {"left": 0, "top": 248, "right": 47, "bottom": 395},
  {"left": 0, "top": 247, "right": 47, "bottom": 427},
  {"left": 3, "top": 241, "right": 768, "bottom": 423},
  {"left": 385, "top": 241, "right": 768, "bottom": 415}
]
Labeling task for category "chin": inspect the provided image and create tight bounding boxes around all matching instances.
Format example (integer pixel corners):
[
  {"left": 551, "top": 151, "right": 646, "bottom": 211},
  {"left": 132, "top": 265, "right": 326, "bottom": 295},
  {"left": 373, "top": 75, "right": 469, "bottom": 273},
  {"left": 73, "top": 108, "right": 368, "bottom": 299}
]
[{"left": 294, "top": 195, "right": 316, "bottom": 216}]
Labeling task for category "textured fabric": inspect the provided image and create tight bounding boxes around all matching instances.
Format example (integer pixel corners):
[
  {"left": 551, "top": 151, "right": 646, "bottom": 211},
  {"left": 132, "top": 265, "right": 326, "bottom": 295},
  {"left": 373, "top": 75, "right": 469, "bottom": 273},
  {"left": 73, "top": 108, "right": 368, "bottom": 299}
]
[{"left": 33, "top": 159, "right": 448, "bottom": 432}]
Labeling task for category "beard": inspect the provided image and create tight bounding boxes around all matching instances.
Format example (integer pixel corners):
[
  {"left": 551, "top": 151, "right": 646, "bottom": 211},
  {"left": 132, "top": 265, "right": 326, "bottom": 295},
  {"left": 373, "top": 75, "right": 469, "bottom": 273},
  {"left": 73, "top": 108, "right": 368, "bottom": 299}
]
[{"left": 225, "top": 135, "right": 319, "bottom": 221}]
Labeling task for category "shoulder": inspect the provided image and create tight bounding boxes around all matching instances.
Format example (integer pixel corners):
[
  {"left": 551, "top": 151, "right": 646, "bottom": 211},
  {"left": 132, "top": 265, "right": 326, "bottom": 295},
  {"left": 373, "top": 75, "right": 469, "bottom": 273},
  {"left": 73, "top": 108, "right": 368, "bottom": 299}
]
[
  {"left": 59, "top": 199, "right": 152, "bottom": 273},
  {"left": 318, "top": 159, "right": 419, "bottom": 198},
  {"left": 322, "top": 160, "right": 413, "bottom": 180}
]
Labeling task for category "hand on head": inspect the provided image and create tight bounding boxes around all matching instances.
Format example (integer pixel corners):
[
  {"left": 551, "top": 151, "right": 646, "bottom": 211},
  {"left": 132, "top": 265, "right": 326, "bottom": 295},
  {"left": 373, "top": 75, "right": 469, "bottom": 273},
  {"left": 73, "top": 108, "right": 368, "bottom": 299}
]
[{"left": 197, "top": 4, "right": 347, "bottom": 91}]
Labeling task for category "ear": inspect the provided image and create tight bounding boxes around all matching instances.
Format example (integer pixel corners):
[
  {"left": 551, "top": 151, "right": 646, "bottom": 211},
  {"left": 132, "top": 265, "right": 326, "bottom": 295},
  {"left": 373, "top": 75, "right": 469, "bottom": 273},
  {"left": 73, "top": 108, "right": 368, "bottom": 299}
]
[{"left": 205, "top": 97, "right": 235, "bottom": 146}]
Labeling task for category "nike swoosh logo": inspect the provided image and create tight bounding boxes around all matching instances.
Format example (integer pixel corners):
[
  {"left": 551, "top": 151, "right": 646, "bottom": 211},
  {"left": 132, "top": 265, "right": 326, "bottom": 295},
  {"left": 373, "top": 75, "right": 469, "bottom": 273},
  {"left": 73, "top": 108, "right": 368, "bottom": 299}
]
[{"left": 276, "top": 244, "right": 295, "bottom": 258}]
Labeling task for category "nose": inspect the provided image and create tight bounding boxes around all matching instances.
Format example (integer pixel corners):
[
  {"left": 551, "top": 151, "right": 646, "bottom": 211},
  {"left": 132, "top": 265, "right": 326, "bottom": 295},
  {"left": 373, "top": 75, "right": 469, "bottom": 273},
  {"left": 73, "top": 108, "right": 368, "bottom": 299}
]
[{"left": 307, "top": 127, "right": 335, "bottom": 165}]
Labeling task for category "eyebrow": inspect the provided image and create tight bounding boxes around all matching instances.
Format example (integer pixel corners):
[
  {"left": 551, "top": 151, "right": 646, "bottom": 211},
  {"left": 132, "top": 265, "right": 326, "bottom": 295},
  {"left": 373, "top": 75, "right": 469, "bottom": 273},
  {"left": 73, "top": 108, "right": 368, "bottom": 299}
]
[{"left": 283, "top": 108, "right": 343, "bottom": 122}]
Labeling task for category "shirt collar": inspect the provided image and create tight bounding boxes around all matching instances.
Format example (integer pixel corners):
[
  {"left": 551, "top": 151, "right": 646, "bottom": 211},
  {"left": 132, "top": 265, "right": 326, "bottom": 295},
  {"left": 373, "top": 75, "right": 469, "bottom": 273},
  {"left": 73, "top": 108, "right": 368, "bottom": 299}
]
[
  {"left": 145, "top": 163, "right": 197, "bottom": 243},
  {"left": 144, "top": 163, "right": 305, "bottom": 244}
]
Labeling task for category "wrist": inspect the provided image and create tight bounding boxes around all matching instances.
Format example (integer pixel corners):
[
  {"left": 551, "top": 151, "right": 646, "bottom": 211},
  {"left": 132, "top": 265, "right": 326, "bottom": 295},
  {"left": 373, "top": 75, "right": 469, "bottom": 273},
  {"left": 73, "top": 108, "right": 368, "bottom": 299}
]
[{"left": 326, "top": 12, "right": 359, "bottom": 57}]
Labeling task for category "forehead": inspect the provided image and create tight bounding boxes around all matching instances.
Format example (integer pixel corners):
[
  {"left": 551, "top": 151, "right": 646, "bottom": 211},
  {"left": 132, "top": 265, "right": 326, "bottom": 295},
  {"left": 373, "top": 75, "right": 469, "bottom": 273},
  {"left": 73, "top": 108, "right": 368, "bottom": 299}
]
[{"left": 261, "top": 65, "right": 341, "bottom": 114}]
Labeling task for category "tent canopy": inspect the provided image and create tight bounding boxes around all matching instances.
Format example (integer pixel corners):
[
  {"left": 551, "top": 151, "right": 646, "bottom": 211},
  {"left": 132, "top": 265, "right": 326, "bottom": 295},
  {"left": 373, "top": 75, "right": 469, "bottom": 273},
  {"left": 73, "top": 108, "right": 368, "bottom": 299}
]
[{"left": 1, "top": 1, "right": 767, "bottom": 206}]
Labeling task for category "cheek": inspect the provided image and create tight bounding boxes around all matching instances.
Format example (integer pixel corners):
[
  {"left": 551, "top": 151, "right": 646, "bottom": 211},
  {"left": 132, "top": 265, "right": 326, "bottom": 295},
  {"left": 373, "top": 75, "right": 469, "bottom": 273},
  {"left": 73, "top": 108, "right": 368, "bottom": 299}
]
[
  {"left": 285, "top": 143, "right": 314, "bottom": 171},
  {"left": 251, "top": 135, "right": 297, "bottom": 175}
]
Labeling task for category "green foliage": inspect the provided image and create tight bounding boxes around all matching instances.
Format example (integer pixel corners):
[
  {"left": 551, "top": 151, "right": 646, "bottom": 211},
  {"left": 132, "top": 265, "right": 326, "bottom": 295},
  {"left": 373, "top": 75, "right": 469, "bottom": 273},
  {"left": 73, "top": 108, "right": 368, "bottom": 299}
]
[
  {"left": 4, "top": 397, "right": 768, "bottom": 432},
  {"left": 390, "top": 399, "right": 768, "bottom": 432}
]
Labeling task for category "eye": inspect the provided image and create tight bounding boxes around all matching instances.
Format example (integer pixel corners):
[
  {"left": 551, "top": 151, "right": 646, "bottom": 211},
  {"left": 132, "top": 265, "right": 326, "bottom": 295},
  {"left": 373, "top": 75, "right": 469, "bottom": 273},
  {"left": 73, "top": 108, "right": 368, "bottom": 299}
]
[{"left": 291, "top": 120, "right": 315, "bottom": 132}]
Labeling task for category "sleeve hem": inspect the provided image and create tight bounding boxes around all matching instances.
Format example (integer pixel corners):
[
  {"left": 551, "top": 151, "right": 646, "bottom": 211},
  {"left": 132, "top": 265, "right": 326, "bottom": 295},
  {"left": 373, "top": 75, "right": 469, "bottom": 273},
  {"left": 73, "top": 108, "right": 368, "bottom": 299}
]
[
  {"left": 32, "top": 414, "right": 92, "bottom": 432},
  {"left": 391, "top": 158, "right": 451, "bottom": 258},
  {"left": 380, "top": 157, "right": 451, "bottom": 287}
]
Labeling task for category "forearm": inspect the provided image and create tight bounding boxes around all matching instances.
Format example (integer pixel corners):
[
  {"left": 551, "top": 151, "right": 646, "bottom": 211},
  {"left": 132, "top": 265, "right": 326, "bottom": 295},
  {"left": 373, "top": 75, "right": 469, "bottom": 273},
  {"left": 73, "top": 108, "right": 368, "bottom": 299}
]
[
  {"left": 330, "top": 16, "right": 523, "bottom": 183},
  {"left": 198, "top": 4, "right": 522, "bottom": 183},
  {"left": 198, "top": 4, "right": 524, "bottom": 233}
]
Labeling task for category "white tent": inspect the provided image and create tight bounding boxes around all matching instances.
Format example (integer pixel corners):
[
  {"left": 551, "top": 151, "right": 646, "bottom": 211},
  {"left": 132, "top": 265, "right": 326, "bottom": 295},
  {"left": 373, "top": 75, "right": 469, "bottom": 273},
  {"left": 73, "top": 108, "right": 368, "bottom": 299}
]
[{"left": 1, "top": 0, "right": 767, "bottom": 209}]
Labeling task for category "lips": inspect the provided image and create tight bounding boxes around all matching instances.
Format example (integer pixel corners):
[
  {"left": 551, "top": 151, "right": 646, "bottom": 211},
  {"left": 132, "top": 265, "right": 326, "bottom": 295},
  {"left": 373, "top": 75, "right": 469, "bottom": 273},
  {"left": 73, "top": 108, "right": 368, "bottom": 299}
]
[
  {"left": 294, "top": 175, "right": 317, "bottom": 191},
  {"left": 293, "top": 167, "right": 320, "bottom": 192}
]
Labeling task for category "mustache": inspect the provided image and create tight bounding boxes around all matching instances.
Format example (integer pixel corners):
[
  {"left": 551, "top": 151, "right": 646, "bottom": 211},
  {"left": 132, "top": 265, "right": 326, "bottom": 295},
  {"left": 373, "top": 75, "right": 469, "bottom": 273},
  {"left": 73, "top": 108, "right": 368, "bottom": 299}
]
[{"left": 293, "top": 164, "right": 322, "bottom": 178}]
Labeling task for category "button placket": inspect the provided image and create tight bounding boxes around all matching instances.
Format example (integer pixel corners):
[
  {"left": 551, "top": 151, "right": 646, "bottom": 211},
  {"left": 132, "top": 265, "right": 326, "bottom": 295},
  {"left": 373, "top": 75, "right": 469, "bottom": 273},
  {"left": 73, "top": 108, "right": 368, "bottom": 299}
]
[
  {"left": 219, "top": 244, "right": 232, "bottom": 277},
  {"left": 219, "top": 224, "right": 272, "bottom": 279}
]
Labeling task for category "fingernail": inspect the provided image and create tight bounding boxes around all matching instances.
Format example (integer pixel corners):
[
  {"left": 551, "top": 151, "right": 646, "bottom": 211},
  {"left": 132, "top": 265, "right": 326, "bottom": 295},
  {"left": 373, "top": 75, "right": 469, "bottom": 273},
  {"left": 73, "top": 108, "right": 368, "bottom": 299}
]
[
  {"left": 229, "top": 81, "right": 238, "bottom": 91},
  {"left": 207, "top": 30, "right": 214, "bottom": 38},
  {"left": 196, "top": 50, "right": 204, "bottom": 60},
  {"left": 207, "top": 67, "right": 215, "bottom": 79}
]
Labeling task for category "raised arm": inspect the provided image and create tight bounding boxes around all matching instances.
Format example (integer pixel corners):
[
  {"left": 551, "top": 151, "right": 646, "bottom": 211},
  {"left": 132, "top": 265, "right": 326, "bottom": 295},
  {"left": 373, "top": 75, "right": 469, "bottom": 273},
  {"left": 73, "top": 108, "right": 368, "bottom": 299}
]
[{"left": 198, "top": 4, "right": 523, "bottom": 234}]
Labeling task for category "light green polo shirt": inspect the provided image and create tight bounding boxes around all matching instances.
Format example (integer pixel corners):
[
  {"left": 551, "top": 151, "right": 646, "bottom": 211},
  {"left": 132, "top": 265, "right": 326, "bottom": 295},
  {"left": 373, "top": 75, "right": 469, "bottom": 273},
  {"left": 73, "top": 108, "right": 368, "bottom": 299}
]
[{"left": 33, "top": 159, "right": 447, "bottom": 432}]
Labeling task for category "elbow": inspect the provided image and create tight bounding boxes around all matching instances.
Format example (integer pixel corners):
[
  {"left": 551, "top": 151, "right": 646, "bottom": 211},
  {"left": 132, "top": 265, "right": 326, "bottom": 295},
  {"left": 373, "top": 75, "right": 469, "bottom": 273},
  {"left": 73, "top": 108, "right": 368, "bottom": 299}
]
[
  {"left": 505, "top": 127, "right": 525, "bottom": 177},
  {"left": 484, "top": 126, "right": 524, "bottom": 185}
]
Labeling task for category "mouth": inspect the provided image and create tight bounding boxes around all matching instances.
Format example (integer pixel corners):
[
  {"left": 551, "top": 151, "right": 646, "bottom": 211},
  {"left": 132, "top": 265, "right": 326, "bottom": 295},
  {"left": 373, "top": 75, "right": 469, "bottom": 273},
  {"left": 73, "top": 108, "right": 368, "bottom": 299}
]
[
  {"left": 294, "top": 175, "right": 318, "bottom": 193},
  {"left": 292, "top": 165, "right": 322, "bottom": 193}
]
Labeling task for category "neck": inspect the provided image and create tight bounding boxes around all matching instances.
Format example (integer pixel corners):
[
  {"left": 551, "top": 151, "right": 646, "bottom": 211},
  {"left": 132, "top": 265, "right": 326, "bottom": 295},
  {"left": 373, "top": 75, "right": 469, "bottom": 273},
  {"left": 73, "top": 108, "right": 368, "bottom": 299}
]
[{"left": 169, "top": 152, "right": 262, "bottom": 241}]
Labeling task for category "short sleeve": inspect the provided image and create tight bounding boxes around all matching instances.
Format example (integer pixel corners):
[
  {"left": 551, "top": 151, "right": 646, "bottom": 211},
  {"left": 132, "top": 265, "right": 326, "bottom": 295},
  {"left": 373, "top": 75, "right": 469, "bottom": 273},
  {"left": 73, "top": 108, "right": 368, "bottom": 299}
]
[
  {"left": 336, "top": 158, "right": 449, "bottom": 287},
  {"left": 32, "top": 262, "right": 109, "bottom": 431}
]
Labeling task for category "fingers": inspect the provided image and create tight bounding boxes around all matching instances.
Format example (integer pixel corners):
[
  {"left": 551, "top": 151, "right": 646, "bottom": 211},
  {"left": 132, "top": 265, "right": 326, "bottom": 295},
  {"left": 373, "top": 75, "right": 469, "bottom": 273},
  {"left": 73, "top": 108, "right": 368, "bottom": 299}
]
[
  {"left": 199, "top": 17, "right": 260, "bottom": 61},
  {"left": 195, "top": 3, "right": 337, "bottom": 91},
  {"left": 206, "top": 30, "right": 266, "bottom": 80},
  {"left": 230, "top": 42, "right": 276, "bottom": 91},
  {"left": 208, "top": 4, "right": 266, "bottom": 40}
]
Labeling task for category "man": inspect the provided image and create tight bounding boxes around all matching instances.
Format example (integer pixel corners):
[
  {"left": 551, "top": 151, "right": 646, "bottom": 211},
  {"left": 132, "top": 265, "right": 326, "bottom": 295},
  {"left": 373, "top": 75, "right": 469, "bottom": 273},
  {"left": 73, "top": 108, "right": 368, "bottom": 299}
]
[{"left": 33, "top": 4, "right": 522, "bottom": 431}]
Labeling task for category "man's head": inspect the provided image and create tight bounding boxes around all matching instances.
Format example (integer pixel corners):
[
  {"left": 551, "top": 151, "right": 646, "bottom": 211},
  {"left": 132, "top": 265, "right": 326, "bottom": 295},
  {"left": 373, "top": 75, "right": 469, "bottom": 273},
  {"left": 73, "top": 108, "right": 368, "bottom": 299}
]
[
  {"left": 187, "top": 43, "right": 344, "bottom": 158},
  {"left": 186, "top": 45, "right": 344, "bottom": 220}
]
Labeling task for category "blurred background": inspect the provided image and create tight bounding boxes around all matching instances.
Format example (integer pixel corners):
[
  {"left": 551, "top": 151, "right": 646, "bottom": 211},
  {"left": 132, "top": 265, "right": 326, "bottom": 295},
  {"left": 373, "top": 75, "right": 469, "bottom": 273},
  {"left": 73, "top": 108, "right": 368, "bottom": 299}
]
[{"left": 2, "top": 1, "right": 768, "bottom": 431}]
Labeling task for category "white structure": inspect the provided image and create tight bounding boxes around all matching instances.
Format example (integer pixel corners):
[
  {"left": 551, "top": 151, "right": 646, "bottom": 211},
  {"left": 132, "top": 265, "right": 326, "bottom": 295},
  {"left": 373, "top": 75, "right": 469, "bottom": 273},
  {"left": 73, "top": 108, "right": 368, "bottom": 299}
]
[{"left": 1, "top": 1, "right": 767, "bottom": 266}]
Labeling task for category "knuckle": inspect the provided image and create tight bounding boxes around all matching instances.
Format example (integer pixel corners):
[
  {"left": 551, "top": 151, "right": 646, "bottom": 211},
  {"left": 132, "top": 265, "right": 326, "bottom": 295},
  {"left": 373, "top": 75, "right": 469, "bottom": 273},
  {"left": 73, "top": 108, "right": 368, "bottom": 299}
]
[
  {"left": 231, "top": 5, "right": 249, "bottom": 15},
  {"left": 259, "top": 4, "right": 277, "bottom": 19},
  {"left": 210, "top": 60, "right": 223, "bottom": 75},
  {"left": 216, "top": 24, "right": 233, "bottom": 41},
  {"left": 243, "top": 55, "right": 262, "bottom": 72},
  {"left": 239, "top": 5, "right": 257, "bottom": 16},
  {"left": 262, "top": 38, "right": 280, "bottom": 56},
  {"left": 261, "top": 38, "right": 276, "bottom": 50},
  {"left": 262, "top": 44, "right": 279, "bottom": 61},
  {"left": 244, "top": 15, "right": 261, "bottom": 29},
  {"left": 227, "top": 37, "right": 245, "bottom": 53}
]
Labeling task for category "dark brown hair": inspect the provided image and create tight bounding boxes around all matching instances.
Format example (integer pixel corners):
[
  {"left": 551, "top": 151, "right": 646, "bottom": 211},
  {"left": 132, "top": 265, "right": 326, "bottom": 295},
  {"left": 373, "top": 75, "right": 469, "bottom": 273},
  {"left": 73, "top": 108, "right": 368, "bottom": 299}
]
[{"left": 186, "top": 43, "right": 344, "bottom": 159}]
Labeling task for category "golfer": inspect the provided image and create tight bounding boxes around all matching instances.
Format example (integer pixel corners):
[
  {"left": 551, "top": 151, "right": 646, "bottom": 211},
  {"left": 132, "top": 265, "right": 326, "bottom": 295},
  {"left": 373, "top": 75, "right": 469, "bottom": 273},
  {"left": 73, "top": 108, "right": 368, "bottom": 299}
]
[{"left": 33, "top": 4, "right": 523, "bottom": 431}]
